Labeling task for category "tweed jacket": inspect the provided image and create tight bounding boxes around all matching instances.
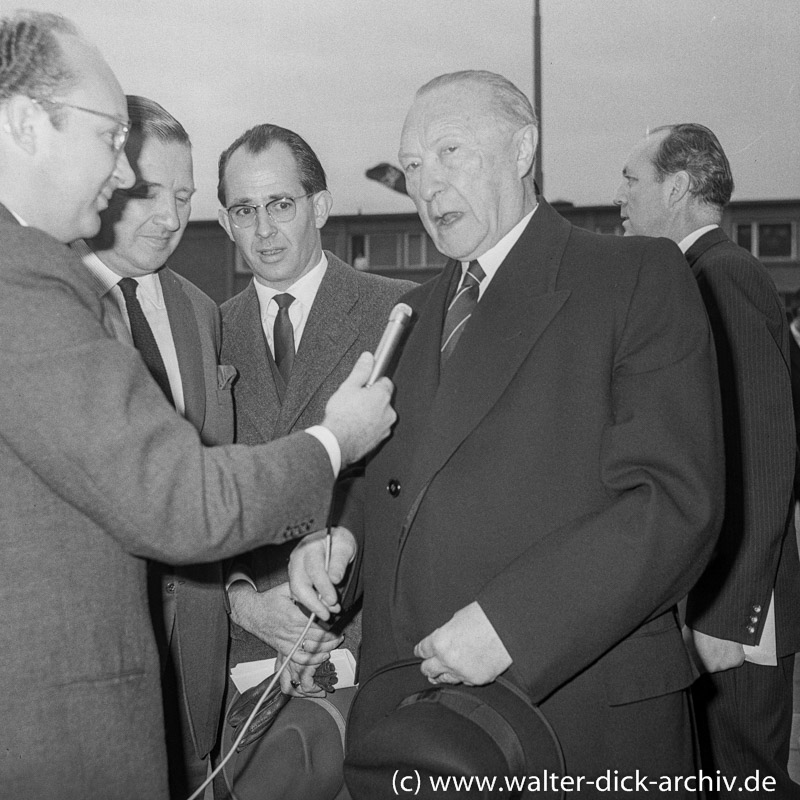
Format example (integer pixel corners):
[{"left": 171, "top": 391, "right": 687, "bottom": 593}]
[{"left": 0, "top": 204, "right": 335, "bottom": 799}]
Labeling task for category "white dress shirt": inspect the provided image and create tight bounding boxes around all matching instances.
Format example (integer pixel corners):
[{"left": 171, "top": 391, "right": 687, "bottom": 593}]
[
  {"left": 457, "top": 206, "right": 537, "bottom": 297},
  {"left": 677, "top": 224, "right": 718, "bottom": 254},
  {"left": 71, "top": 240, "right": 185, "bottom": 415},
  {"left": 253, "top": 252, "right": 328, "bottom": 356}
]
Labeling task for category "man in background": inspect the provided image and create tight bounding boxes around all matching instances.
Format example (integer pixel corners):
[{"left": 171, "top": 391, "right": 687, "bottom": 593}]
[
  {"left": 615, "top": 122, "right": 800, "bottom": 796},
  {"left": 0, "top": 11, "right": 394, "bottom": 798},
  {"left": 72, "top": 95, "right": 232, "bottom": 796},
  {"left": 218, "top": 123, "right": 413, "bottom": 798}
]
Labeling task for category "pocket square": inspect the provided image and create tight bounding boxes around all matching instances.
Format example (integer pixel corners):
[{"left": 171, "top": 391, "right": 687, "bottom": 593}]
[{"left": 217, "top": 363, "right": 238, "bottom": 390}]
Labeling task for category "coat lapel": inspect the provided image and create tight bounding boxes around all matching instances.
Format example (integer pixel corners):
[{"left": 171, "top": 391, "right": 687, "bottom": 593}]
[
  {"left": 230, "top": 281, "right": 283, "bottom": 441},
  {"left": 399, "top": 202, "right": 572, "bottom": 527},
  {"left": 159, "top": 268, "right": 206, "bottom": 431},
  {"left": 273, "top": 257, "right": 359, "bottom": 435}
]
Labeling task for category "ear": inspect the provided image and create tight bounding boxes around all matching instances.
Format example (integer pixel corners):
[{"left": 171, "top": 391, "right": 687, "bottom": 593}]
[
  {"left": 513, "top": 123, "right": 539, "bottom": 179},
  {"left": 218, "top": 207, "right": 235, "bottom": 241},
  {"left": 2, "top": 95, "right": 46, "bottom": 155},
  {"left": 667, "top": 170, "right": 692, "bottom": 208},
  {"left": 312, "top": 190, "right": 333, "bottom": 230}
]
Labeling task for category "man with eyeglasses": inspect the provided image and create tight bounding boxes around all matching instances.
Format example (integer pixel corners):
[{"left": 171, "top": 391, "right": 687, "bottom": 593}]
[
  {"left": 0, "top": 12, "right": 395, "bottom": 800},
  {"left": 216, "top": 124, "right": 414, "bottom": 799}
]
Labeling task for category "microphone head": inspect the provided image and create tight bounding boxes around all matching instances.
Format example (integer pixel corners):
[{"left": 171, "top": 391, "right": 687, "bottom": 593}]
[{"left": 389, "top": 302, "right": 413, "bottom": 324}]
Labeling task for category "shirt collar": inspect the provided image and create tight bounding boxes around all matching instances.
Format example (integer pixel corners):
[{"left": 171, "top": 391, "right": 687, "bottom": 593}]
[
  {"left": 7, "top": 207, "right": 28, "bottom": 226},
  {"left": 71, "top": 239, "right": 164, "bottom": 307},
  {"left": 678, "top": 224, "right": 719, "bottom": 254},
  {"left": 254, "top": 251, "right": 328, "bottom": 317},
  {"left": 463, "top": 205, "right": 538, "bottom": 282}
]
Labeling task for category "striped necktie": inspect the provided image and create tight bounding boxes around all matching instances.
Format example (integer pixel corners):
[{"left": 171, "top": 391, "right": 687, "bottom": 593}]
[{"left": 440, "top": 260, "right": 485, "bottom": 365}]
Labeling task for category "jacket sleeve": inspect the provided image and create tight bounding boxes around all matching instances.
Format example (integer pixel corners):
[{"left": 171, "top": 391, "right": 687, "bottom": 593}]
[
  {"left": 685, "top": 249, "right": 795, "bottom": 644},
  {"left": 477, "top": 240, "right": 726, "bottom": 701},
  {"left": 0, "top": 227, "right": 335, "bottom": 565}
]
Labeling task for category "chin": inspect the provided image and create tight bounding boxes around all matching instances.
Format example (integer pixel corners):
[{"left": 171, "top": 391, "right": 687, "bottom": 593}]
[{"left": 77, "top": 214, "right": 102, "bottom": 241}]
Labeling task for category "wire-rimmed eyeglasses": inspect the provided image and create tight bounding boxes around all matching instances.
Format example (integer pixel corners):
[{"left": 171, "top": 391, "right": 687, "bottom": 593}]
[
  {"left": 31, "top": 98, "right": 130, "bottom": 154},
  {"left": 226, "top": 193, "right": 315, "bottom": 229}
]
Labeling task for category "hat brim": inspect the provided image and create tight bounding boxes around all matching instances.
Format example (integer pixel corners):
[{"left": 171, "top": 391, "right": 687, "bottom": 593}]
[{"left": 345, "top": 659, "right": 564, "bottom": 798}]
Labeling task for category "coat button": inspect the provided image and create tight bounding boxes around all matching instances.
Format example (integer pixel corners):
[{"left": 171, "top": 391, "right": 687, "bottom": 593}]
[
  {"left": 750, "top": 616, "right": 759, "bottom": 624},
  {"left": 166, "top": 582, "right": 176, "bottom": 594},
  {"left": 387, "top": 479, "right": 401, "bottom": 497},
  {"left": 746, "top": 625, "right": 756, "bottom": 634},
  {"left": 753, "top": 605, "right": 762, "bottom": 613}
]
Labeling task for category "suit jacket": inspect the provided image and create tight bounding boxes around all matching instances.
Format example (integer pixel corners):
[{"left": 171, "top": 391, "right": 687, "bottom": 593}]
[
  {"left": 221, "top": 253, "right": 414, "bottom": 665},
  {"left": 684, "top": 227, "right": 800, "bottom": 656},
  {"left": 153, "top": 267, "right": 235, "bottom": 760},
  {"left": 345, "top": 200, "right": 725, "bottom": 772},
  {"left": 0, "top": 204, "right": 335, "bottom": 800}
]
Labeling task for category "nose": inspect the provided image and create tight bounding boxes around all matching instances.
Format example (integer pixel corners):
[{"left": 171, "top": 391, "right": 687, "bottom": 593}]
[
  {"left": 255, "top": 206, "right": 278, "bottom": 238},
  {"left": 154, "top": 196, "right": 181, "bottom": 232},
  {"left": 416, "top": 159, "right": 446, "bottom": 203},
  {"left": 613, "top": 183, "right": 626, "bottom": 207},
  {"left": 114, "top": 150, "right": 135, "bottom": 190}
]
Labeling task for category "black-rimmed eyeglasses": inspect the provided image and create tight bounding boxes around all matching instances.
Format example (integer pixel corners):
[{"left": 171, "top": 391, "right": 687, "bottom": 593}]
[
  {"left": 31, "top": 98, "right": 130, "bottom": 153},
  {"left": 226, "top": 193, "right": 314, "bottom": 229}
]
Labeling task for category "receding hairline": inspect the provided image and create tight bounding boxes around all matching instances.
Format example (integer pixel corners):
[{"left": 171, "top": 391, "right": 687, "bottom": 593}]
[{"left": 413, "top": 70, "right": 537, "bottom": 130}]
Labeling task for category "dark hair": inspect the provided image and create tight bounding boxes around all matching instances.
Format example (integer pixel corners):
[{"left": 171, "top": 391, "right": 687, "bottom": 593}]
[
  {"left": 649, "top": 123, "right": 734, "bottom": 209},
  {"left": 0, "top": 10, "right": 79, "bottom": 127},
  {"left": 126, "top": 94, "right": 190, "bottom": 146},
  {"left": 217, "top": 123, "right": 326, "bottom": 206},
  {"left": 418, "top": 70, "right": 537, "bottom": 132}
]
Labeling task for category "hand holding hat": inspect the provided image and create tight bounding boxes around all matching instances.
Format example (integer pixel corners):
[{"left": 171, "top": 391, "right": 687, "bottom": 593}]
[{"left": 414, "top": 601, "right": 513, "bottom": 686}]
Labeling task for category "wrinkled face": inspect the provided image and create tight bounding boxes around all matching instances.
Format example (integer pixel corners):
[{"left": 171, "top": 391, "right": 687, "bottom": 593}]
[
  {"left": 37, "top": 34, "right": 135, "bottom": 242},
  {"left": 614, "top": 132, "right": 672, "bottom": 237},
  {"left": 218, "top": 142, "right": 330, "bottom": 290},
  {"left": 398, "top": 82, "right": 532, "bottom": 261},
  {"left": 94, "top": 135, "right": 194, "bottom": 277}
]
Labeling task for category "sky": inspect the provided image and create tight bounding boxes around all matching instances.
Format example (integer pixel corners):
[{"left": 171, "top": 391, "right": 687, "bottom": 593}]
[{"left": 13, "top": 0, "right": 800, "bottom": 220}]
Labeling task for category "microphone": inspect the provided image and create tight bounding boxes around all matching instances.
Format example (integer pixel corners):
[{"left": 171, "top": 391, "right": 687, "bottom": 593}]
[{"left": 366, "top": 302, "right": 413, "bottom": 386}]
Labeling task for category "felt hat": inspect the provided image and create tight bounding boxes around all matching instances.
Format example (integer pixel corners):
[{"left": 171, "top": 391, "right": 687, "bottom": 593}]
[
  {"left": 221, "top": 686, "right": 356, "bottom": 800},
  {"left": 344, "top": 659, "right": 564, "bottom": 799}
]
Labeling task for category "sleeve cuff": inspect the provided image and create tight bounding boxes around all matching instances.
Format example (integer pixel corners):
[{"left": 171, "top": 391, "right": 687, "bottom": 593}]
[
  {"left": 225, "top": 567, "right": 257, "bottom": 593},
  {"left": 305, "top": 425, "right": 341, "bottom": 477}
]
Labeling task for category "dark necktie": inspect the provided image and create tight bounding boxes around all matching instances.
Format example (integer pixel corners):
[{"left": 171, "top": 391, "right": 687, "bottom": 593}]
[
  {"left": 117, "top": 277, "right": 174, "bottom": 405},
  {"left": 440, "top": 260, "right": 485, "bottom": 365},
  {"left": 273, "top": 293, "right": 296, "bottom": 383}
]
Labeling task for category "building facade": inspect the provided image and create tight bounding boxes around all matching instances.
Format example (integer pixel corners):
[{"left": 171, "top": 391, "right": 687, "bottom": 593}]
[{"left": 170, "top": 199, "right": 800, "bottom": 306}]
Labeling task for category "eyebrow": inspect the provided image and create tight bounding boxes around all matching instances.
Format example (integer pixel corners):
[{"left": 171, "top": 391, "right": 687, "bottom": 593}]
[{"left": 228, "top": 192, "right": 295, "bottom": 205}]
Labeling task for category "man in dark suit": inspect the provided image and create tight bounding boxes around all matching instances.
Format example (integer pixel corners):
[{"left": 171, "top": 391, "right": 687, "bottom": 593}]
[
  {"left": 0, "top": 12, "right": 395, "bottom": 798},
  {"left": 72, "top": 95, "right": 234, "bottom": 796},
  {"left": 291, "top": 71, "right": 724, "bottom": 794},
  {"left": 616, "top": 123, "right": 800, "bottom": 796},
  {"left": 217, "top": 124, "right": 413, "bottom": 796}
]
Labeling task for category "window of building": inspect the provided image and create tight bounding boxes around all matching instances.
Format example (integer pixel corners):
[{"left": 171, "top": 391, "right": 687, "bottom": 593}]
[
  {"left": 758, "top": 223, "right": 792, "bottom": 259},
  {"left": 406, "top": 233, "right": 423, "bottom": 266},
  {"left": 735, "top": 221, "right": 794, "bottom": 260},
  {"left": 347, "top": 230, "right": 448, "bottom": 271},
  {"left": 367, "top": 233, "right": 401, "bottom": 267},
  {"left": 736, "top": 224, "right": 752, "bottom": 252},
  {"left": 425, "top": 234, "right": 448, "bottom": 267}
]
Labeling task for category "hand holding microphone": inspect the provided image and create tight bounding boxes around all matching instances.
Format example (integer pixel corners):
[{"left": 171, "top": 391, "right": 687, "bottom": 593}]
[{"left": 321, "top": 302, "right": 412, "bottom": 466}]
